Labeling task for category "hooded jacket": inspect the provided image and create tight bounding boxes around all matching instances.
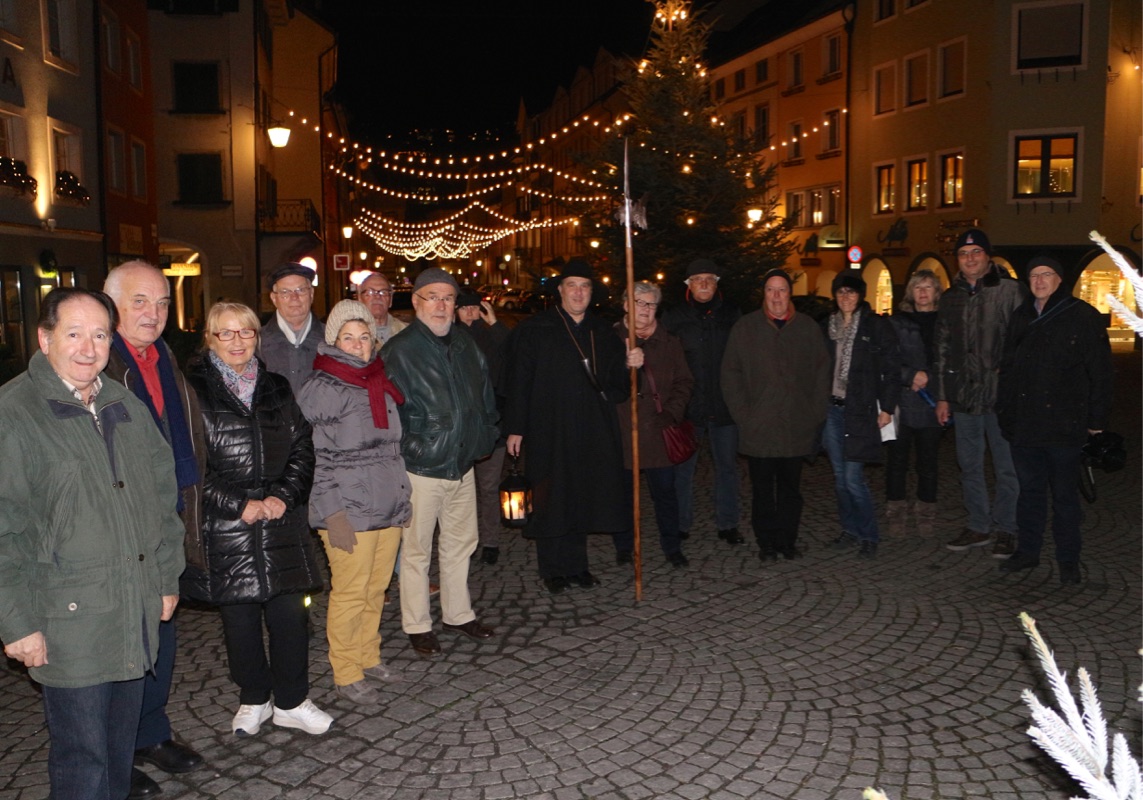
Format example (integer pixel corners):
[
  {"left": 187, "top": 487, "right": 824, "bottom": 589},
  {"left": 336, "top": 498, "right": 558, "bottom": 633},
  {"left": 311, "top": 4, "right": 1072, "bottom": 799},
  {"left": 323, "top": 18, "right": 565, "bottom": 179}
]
[{"left": 0, "top": 352, "right": 185, "bottom": 687}]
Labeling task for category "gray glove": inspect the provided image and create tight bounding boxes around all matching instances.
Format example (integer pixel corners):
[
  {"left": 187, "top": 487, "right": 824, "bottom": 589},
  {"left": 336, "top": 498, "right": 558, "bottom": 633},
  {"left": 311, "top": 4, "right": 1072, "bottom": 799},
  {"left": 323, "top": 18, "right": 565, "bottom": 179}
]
[{"left": 325, "top": 511, "right": 357, "bottom": 554}]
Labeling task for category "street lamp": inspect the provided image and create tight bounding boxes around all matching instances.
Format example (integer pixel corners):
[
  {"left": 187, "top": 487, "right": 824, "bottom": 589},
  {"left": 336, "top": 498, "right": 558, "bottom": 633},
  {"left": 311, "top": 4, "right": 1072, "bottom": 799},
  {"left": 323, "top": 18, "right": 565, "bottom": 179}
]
[
  {"left": 267, "top": 125, "right": 291, "bottom": 148},
  {"left": 342, "top": 225, "right": 353, "bottom": 240},
  {"left": 747, "top": 208, "right": 763, "bottom": 223}
]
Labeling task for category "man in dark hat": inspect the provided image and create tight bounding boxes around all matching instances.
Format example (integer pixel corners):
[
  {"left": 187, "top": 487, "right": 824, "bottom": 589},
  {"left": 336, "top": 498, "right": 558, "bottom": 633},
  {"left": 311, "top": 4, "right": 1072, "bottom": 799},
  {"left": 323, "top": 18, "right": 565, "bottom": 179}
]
[
  {"left": 996, "top": 256, "right": 1112, "bottom": 584},
  {"left": 503, "top": 260, "right": 639, "bottom": 593},
  {"left": 259, "top": 262, "right": 322, "bottom": 394},
  {"left": 662, "top": 258, "right": 743, "bottom": 545},
  {"left": 722, "top": 268, "right": 830, "bottom": 561},
  {"left": 933, "top": 228, "right": 1027, "bottom": 556}
]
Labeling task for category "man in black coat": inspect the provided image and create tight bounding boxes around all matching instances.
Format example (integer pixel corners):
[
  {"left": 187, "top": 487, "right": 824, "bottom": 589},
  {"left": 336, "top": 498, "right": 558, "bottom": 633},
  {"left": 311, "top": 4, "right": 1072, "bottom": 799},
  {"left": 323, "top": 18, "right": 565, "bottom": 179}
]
[
  {"left": 504, "top": 260, "right": 639, "bottom": 594},
  {"left": 997, "top": 256, "right": 1113, "bottom": 585},
  {"left": 662, "top": 259, "right": 743, "bottom": 545}
]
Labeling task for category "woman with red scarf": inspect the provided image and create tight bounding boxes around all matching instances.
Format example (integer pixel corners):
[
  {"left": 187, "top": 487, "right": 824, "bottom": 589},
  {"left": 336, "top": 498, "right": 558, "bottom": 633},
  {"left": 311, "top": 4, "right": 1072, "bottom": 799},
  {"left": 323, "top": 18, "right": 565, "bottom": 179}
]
[{"left": 297, "top": 300, "right": 411, "bottom": 707}]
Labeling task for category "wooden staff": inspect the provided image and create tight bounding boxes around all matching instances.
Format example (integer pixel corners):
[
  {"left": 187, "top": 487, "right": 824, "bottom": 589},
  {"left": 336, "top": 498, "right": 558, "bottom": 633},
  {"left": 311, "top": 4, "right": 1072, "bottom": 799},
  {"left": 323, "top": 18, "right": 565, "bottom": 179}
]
[{"left": 623, "top": 137, "right": 642, "bottom": 601}]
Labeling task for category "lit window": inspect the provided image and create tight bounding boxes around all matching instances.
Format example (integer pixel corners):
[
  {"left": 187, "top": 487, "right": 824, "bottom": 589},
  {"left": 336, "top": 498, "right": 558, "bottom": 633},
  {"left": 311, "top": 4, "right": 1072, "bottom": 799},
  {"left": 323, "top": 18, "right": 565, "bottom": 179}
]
[
  {"left": 906, "top": 158, "right": 927, "bottom": 210},
  {"left": 875, "top": 163, "right": 896, "bottom": 213},
  {"left": 940, "top": 152, "right": 964, "bottom": 206},
  {"left": 1014, "top": 134, "right": 1077, "bottom": 197}
]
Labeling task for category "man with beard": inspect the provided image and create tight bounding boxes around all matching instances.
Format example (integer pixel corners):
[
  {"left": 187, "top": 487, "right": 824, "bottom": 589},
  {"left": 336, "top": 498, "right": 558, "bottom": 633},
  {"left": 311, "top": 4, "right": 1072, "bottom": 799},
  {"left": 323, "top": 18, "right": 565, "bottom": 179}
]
[{"left": 503, "top": 260, "right": 639, "bottom": 594}]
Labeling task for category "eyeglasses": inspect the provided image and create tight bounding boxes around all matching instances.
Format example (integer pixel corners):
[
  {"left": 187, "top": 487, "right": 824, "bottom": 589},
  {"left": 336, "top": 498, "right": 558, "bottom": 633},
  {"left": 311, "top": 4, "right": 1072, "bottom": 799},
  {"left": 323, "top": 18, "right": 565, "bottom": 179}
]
[
  {"left": 415, "top": 293, "right": 456, "bottom": 305},
  {"left": 360, "top": 289, "right": 392, "bottom": 298},
  {"left": 273, "top": 287, "right": 312, "bottom": 298},
  {"left": 633, "top": 299, "right": 659, "bottom": 309},
  {"left": 212, "top": 329, "right": 257, "bottom": 341},
  {"left": 957, "top": 248, "right": 986, "bottom": 258},
  {"left": 687, "top": 276, "right": 718, "bottom": 285},
  {"left": 1028, "top": 271, "right": 1058, "bottom": 281}
]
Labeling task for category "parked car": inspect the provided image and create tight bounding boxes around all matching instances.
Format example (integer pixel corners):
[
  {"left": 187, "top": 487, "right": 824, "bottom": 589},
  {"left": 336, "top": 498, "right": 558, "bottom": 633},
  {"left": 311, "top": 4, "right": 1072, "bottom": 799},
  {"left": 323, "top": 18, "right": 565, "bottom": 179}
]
[{"left": 493, "top": 288, "right": 530, "bottom": 310}]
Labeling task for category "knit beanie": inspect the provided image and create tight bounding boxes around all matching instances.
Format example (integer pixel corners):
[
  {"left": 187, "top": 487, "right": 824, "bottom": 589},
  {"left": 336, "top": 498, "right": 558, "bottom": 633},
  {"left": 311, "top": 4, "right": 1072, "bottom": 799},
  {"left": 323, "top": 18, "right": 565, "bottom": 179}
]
[
  {"left": 414, "top": 267, "right": 460, "bottom": 292},
  {"left": 324, "top": 299, "right": 374, "bottom": 345},
  {"left": 832, "top": 272, "right": 867, "bottom": 299},
  {"left": 954, "top": 228, "right": 992, "bottom": 255}
]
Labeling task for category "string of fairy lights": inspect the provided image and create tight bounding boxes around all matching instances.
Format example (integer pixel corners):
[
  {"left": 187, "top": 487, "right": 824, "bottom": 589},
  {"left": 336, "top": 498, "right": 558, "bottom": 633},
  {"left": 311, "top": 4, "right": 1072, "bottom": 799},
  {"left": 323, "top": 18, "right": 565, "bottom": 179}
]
[{"left": 276, "top": 18, "right": 849, "bottom": 263}]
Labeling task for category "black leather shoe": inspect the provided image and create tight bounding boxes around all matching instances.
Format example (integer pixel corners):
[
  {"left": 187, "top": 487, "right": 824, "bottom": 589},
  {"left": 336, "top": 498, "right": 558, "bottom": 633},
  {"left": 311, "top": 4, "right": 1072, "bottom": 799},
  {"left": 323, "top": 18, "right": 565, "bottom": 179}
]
[
  {"left": 667, "top": 552, "right": 689, "bottom": 568},
  {"left": 480, "top": 547, "right": 500, "bottom": 565},
  {"left": 717, "top": 528, "right": 744, "bottom": 545},
  {"left": 134, "top": 740, "right": 203, "bottom": 774},
  {"left": 858, "top": 541, "right": 878, "bottom": 559},
  {"left": 678, "top": 530, "right": 690, "bottom": 540},
  {"left": 543, "top": 576, "right": 570, "bottom": 594},
  {"left": 830, "top": 532, "right": 858, "bottom": 549},
  {"left": 999, "top": 551, "right": 1040, "bottom": 574},
  {"left": 442, "top": 619, "right": 495, "bottom": 639},
  {"left": 780, "top": 546, "right": 803, "bottom": 560},
  {"left": 408, "top": 631, "right": 443, "bottom": 658},
  {"left": 615, "top": 550, "right": 633, "bottom": 566},
  {"left": 129, "top": 768, "right": 161, "bottom": 799},
  {"left": 759, "top": 548, "right": 779, "bottom": 561},
  {"left": 570, "top": 571, "right": 601, "bottom": 588},
  {"left": 1058, "top": 562, "right": 1081, "bottom": 585}
]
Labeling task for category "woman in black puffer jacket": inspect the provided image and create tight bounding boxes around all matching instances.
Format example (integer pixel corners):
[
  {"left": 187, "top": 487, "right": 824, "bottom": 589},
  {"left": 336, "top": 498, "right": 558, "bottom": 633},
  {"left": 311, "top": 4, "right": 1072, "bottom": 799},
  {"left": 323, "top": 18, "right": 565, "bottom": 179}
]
[{"left": 183, "top": 302, "right": 331, "bottom": 738}]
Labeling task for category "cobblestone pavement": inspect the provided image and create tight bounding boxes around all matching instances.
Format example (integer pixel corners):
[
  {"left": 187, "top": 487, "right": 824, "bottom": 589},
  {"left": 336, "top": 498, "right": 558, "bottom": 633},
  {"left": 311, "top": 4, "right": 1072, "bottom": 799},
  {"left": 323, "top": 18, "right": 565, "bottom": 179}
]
[{"left": 2, "top": 353, "right": 1139, "bottom": 800}]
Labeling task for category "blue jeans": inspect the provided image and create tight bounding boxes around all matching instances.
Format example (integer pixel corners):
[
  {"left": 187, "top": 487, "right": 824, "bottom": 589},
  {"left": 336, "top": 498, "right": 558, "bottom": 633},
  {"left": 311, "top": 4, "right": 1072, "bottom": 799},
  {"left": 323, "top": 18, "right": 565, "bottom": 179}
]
[
  {"left": 42, "top": 678, "right": 145, "bottom": 800},
  {"left": 1011, "top": 444, "right": 1083, "bottom": 563},
  {"left": 675, "top": 422, "right": 741, "bottom": 531},
  {"left": 614, "top": 466, "right": 683, "bottom": 556},
  {"left": 952, "top": 412, "right": 1018, "bottom": 535},
  {"left": 823, "top": 405, "right": 879, "bottom": 543}
]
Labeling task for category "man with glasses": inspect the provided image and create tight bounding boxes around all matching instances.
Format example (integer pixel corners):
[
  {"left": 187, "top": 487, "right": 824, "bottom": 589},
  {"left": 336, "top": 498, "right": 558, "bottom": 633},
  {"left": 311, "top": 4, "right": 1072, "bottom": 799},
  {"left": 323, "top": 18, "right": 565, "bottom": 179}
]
[
  {"left": 357, "top": 272, "right": 406, "bottom": 346},
  {"left": 381, "top": 268, "right": 499, "bottom": 658},
  {"left": 996, "top": 256, "right": 1112, "bottom": 584},
  {"left": 259, "top": 263, "right": 322, "bottom": 394},
  {"left": 934, "top": 228, "right": 1027, "bottom": 556},
  {"left": 663, "top": 258, "right": 743, "bottom": 546},
  {"left": 102, "top": 262, "right": 206, "bottom": 799}
]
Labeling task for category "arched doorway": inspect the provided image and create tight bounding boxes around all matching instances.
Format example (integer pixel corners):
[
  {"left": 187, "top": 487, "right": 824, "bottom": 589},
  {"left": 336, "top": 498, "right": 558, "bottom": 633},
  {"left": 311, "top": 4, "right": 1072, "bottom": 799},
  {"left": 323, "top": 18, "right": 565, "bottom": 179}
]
[
  {"left": 909, "top": 256, "right": 950, "bottom": 288},
  {"left": 861, "top": 259, "right": 893, "bottom": 314},
  {"left": 791, "top": 270, "right": 810, "bottom": 296},
  {"left": 1075, "top": 252, "right": 1139, "bottom": 349}
]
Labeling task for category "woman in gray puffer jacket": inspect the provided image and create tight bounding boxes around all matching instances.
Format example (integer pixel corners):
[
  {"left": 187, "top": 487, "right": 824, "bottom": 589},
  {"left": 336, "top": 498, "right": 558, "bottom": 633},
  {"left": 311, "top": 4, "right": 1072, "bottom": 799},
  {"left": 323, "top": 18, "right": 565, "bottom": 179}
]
[{"left": 297, "top": 300, "right": 412, "bottom": 707}]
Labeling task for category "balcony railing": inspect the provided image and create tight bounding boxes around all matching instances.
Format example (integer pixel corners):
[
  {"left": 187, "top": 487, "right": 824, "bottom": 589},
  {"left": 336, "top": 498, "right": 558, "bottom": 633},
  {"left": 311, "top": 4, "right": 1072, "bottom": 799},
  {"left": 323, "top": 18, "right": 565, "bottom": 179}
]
[{"left": 258, "top": 199, "right": 321, "bottom": 237}]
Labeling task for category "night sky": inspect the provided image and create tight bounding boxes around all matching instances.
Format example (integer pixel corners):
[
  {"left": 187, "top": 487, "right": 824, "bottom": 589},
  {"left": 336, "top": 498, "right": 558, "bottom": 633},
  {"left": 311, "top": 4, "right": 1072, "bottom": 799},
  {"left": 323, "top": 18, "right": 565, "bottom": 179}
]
[{"left": 320, "top": 0, "right": 656, "bottom": 142}]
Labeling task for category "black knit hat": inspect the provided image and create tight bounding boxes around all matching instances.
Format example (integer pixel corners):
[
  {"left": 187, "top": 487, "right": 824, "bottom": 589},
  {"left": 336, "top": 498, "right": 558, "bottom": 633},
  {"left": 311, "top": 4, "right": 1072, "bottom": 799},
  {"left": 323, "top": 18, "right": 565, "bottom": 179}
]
[
  {"left": 1025, "top": 255, "right": 1064, "bottom": 279},
  {"left": 954, "top": 228, "right": 992, "bottom": 255},
  {"left": 759, "top": 268, "right": 792, "bottom": 289},
  {"left": 456, "top": 290, "right": 482, "bottom": 308},
  {"left": 832, "top": 271, "right": 867, "bottom": 299},
  {"left": 685, "top": 258, "right": 721, "bottom": 279}
]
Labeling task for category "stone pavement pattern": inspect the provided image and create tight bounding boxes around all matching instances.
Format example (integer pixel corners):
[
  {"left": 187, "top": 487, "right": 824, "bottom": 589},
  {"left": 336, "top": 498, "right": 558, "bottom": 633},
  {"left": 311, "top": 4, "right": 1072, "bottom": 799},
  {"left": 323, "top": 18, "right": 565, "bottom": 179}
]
[{"left": 2, "top": 353, "right": 1140, "bottom": 800}]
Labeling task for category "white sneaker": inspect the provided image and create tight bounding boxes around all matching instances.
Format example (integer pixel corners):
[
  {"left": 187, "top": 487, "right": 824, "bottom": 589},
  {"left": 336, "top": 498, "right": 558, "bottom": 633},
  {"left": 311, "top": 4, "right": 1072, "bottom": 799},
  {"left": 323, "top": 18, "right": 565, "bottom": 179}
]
[
  {"left": 272, "top": 698, "right": 333, "bottom": 735},
  {"left": 232, "top": 701, "right": 273, "bottom": 736}
]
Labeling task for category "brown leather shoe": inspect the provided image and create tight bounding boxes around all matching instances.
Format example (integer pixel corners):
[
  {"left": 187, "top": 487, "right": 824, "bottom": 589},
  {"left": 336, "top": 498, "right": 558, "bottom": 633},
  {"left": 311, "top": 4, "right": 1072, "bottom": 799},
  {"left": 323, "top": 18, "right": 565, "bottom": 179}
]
[
  {"left": 407, "top": 631, "right": 442, "bottom": 658},
  {"left": 441, "top": 619, "right": 495, "bottom": 640}
]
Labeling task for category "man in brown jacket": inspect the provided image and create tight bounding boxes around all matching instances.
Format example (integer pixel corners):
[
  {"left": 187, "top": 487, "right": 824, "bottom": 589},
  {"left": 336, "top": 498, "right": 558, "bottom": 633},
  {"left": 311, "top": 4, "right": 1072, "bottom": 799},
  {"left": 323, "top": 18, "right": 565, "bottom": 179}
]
[{"left": 722, "top": 269, "right": 830, "bottom": 561}]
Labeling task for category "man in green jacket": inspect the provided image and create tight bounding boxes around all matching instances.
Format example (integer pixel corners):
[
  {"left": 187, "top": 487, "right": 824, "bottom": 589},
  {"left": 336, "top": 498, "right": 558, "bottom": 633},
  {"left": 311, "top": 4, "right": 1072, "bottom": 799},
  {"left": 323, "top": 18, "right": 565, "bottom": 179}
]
[
  {"left": 0, "top": 288, "right": 185, "bottom": 800},
  {"left": 382, "top": 268, "right": 499, "bottom": 659}
]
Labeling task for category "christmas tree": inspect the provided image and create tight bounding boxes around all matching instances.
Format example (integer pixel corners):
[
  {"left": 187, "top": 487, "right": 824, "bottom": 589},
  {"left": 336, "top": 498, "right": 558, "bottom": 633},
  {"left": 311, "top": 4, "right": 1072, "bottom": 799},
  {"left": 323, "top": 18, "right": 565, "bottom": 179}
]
[{"left": 574, "top": 0, "right": 793, "bottom": 306}]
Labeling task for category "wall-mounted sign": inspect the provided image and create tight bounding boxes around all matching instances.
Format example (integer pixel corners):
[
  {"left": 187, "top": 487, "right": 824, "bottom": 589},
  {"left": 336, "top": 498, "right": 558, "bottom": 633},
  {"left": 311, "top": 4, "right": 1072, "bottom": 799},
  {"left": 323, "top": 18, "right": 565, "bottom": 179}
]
[
  {"left": 847, "top": 245, "right": 863, "bottom": 264},
  {"left": 333, "top": 253, "right": 351, "bottom": 271},
  {"left": 163, "top": 263, "right": 201, "bottom": 277}
]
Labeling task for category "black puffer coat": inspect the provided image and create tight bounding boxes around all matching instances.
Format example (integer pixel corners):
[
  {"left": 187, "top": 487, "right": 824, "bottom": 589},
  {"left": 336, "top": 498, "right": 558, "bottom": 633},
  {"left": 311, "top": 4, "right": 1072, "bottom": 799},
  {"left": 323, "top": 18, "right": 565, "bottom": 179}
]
[{"left": 182, "top": 355, "right": 320, "bottom": 605}]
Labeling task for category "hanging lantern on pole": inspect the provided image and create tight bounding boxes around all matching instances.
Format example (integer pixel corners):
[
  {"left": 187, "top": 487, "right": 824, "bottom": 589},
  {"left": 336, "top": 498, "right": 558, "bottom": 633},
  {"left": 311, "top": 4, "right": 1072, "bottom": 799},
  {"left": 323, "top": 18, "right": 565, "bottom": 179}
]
[{"left": 499, "top": 456, "right": 532, "bottom": 528}]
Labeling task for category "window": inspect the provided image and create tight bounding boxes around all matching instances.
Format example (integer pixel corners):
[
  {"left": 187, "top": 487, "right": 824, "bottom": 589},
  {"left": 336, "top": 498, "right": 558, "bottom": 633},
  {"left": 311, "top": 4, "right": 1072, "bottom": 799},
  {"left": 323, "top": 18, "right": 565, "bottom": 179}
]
[
  {"left": 788, "top": 120, "right": 803, "bottom": 160},
  {"left": 940, "top": 151, "right": 964, "bottom": 206},
  {"left": 827, "top": 185, "right": 841, "bottom": 225},
  {"left": 823, "top": 109, "right": 841, "bottom": 151},
  {"left": 786, "top": 191, "right": 806, "bottom": 227},
  {"left": 44, "top": 0, "right": 78, "bottom": 67},
  {"left": 875, "top": 163, "right": 896, "bottom": 213},
  {"left": 755, "top": 58, "right": 769, "bottom": 84},
  {"left": 904, "top": 52, "right": 928, "bottom": 107},
  {"left": 125, "top": 30, "right": 142, "bottom": 89},
  {"left": 172, "top": 62, "right": 222, "bottom": 113},
  {"left": 713, "top": 77, "right": 725, "bottom": 101},
  {"left": 788, "top": 50, "right": 804, "bottom": 89},
  {"left": 906, "top": 158, "right": 928, "bottom": 210},
  {"left": 938, "top": 39, "right": 966, "bottom": 97},
  {"left": 874, "top": 63, "right": 896, "bottom": 115},
  {"left": 1014, "top": 1, "right": 1086, "bottom": 71},
  {"left": 130, "top": 139, "right": 147, "bottom": 197},
  {"left": 106, "top": 129, "right": 126, "bottom": 192},
  {"left": 733, "top": 69, "right": 746, "bottom": 92},
  {"left": 0, "top": 106, "right": 25, "bottom": 161},
  {"left": 0, "top": 112, "right": 11, "bottom": 158},
  {"left": 101, "top": 10, "right": 120, "bottom": 74},
  {"left": 0, "top": 0, "right": 18, "bottom": 36},
  {"left": 176, "top": 152, "right": 225, "bottom": 204},
  {"left": 51, "top": 124, "right": 81, "bottom": 181},
  {"left": 876, "top": 0, "right": 896, "bottom": 22},
  {"left": 728, "top": 110, "right": 745, "bottom": 144},
  {"left": 753, "top": 104, "right": 770, "bottom": 149},
  {"left": 823, "top": 34, "right": 842, "bottom": 76},
  {"left": 1014, "top": 133, "right": 1078, "bottom": 197}
]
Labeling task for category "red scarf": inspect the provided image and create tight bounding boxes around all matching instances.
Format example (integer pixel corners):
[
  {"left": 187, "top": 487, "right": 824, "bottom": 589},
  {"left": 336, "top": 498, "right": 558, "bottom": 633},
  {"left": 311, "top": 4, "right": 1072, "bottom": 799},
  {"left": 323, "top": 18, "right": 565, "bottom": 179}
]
[{"left": 312, "top": 354, "right": 404, "bottom": 429}]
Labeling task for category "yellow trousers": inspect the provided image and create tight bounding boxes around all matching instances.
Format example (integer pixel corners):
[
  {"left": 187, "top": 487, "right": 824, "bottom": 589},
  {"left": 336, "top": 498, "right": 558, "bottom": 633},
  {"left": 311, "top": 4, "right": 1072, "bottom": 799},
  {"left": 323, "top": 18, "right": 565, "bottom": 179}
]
[{"left": 318, "top": 526, "right": 401, "bottom": 686}]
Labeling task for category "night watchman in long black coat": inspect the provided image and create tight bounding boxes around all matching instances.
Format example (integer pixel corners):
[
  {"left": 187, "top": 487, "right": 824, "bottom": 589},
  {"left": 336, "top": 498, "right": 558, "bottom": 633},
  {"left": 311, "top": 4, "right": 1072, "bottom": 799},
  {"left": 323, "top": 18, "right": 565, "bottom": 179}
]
[{"left": 504, "top": 260, "right": 638, "bottom": 594}]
